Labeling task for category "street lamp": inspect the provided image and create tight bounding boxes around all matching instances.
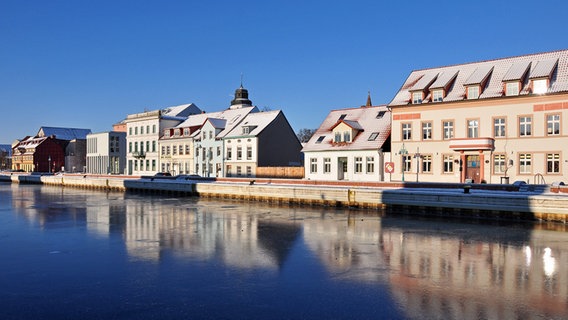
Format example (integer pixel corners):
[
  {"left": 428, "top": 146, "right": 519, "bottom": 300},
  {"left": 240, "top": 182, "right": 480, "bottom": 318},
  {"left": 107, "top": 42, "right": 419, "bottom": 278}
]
[
  {"left": 48, "top": 155, "right": 51, "bottom": 173},
  {"left": 414, "top": 147, "right": 422, "bottom": 182},
  {"left": 399, "top": 143, "right": 408, "bottom": 182}
]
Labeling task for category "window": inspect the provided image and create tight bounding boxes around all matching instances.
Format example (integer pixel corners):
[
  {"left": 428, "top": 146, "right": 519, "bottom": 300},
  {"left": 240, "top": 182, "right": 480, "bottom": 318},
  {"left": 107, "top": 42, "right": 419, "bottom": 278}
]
[
  {"left": 403, "top": 155, "right": 412, "bottom": 172},
  {"left": 547, "top": 114, "right": 560, "bottom": 135},
  {"left": 432, "top": 90, "right": 443, "bottom": 102},
  {"left": 152, "top": 125, "right": 156, "bottom": 133},
  {"left": 547, "top": 153, "right": 560, "bottom": 174},
  {"left": 421, "top": 155, "right": 432, "bottom": 173},
  {"left": 519, "top": 116, "right": 532, "bottom": 137},
  {"left": 412, "top": 91, "right": 423, "bottom": 104},
  {"left": 129, "top": 142, "right": 132, "bottom": 153},
  {"left": 134, "top": 141, "right": 138, "bottom": 152},
  {"left": 343, "top": 131, "right": 351, "bottom": 142},
  {"left": 166, "top": 146, "right": 171, "bottom": 155},
  {"left": 354, "top": 157, "right": 363, "bottom": 173},
  {"left": 129, "top": 128, "right": 132, "bottom": 136},
  {"left": 377, "top": 111, "right": 386, "bottom": 118},
  {"left": 310, "top": 158, "right": 318, "bottom": 173},
  {"left": 226, "top": 147, "right": 232, "bottom": 159},
  {"left": 422, "top": 122, "right": 432, "bottom": 140},
  {"left": 493, "top": 117, "right": 506, "bottom": 138},
  {"left": 237, "top": 146, "right": 242, "bottom": 160},
  {"left": 505, "top": 82, "right": 520, "bottom": 96},
  {"left": 323, "top": 158, "right": 331, "bottom": 173},
  {"left": 467, "top": 119, "right": 479, "bottom": 138},
  {"left": 402, "top": 123, "right": 412, "bottom": 140},
  {"left": 443, "top": 121, "right": 454, "bottom": 140},
  {"left": 368, "top": 132, "right": 379, "bottom": 141},
  {"left": 366, "top": 157, "right": 374, "bottom": 173},
  {"left": 134, "top": 160, "right": 138, "bottom": 171},
  {"left": 247, "top": 146, "right": 252, "bottom": 160},
  {"left": 246, "top": 166, "right": 252, "bottom": 177},
  {"left": 338, "top": 114, "right": 347, "bottom": 121},
  {"left": 146, "top": 125, "right": 150, "bottom": 134},
  {"left": 196, "top": 147, "right": 200, "bottom": 157},
  {"left": 316, "top": 136, "right": 325, "bottom": 143},
  {"left": 443, "top": 155, "right": 454, "bottom": 173},
  {"left": 152, "top": 141, "right": 156, "bottom": 152},
  {"left": 533, "top": 79, "right": 548, "bottom": 94},
  {"left": 493, "top": 154, "right": 506, "bottom": 174},
  {"left": 184, "top": 128, "right": 189, "bottom": 136},
  {"left": 217, "top": 147, "right": 221, "bottom": 157},
  {"left": 334, "top": 132, "right": 341, "bottom": 143},
  {"left": 141, "top": 126, "right": 144, "bottom": 135},
  {"left": 186, "top": 145, "right": 191, "bottom": 155},
  {"left": 164, "top": 130, "right": 170, "bottom": 138},
  {"left": 146, "top": 141, "right": 150, "bottom": 153},
  {"left": 135, "top": 127, "right": 138, "bottom": 135},
  {"left": 146, "top": 160, "right": 150, "bottom": 171},
  {"left": 173, "top": 129, "right": 179, "bottom": 137},
  {"left": 236, "top": 166, "right": 242, "bottom": 176},
  {"left": 467, "top": 86, "right": 480, "bottom": 99},
  {"left": 519, "top": 153, "right": 532, "bottom": 174},
  {"left": 209, "top": 131, "right": 213, "bottom": 139}
]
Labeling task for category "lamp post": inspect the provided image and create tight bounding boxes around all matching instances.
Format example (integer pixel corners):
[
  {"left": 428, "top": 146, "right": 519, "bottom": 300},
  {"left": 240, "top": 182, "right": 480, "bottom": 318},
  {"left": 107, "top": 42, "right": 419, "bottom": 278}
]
[
  {"left": 414, "top": 147, "right": 421, "bottom": 182},
  {"left": 48, "top": 155, "right": 51, "bottom": 173},
  {"left": 399, "top": 143, "right": 408, "bottom": 182}
]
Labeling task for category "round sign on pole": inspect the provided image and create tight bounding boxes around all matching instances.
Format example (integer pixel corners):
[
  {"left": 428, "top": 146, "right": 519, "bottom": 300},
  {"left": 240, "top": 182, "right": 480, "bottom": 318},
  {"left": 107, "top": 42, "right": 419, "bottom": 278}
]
[{"left": 385, "top": 162, "right": 394, "bottom": 174}]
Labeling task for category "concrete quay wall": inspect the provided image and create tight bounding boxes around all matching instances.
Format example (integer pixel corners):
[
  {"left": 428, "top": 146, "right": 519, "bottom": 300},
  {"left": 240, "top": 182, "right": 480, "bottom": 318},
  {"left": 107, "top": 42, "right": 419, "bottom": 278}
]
[{"left": 2, "top": 174, "right": 568, "bottom": 223}]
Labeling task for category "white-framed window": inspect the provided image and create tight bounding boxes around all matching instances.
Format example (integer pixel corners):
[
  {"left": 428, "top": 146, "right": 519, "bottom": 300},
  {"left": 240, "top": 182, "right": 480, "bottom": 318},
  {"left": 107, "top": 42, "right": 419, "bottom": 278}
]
[
  {"left": 247, "top": 146, "right": 252, "bottom": 160},
  {"left": 402, "top": 123, "right": 412, "bottom": 140},
  {"left": 323, "top": 158, "right": 331, "bottom": 173},
  {"left": 519, "top": 153, "right": 532, "bottom": 174},
  {"left": 467, "top": 86, "right": 480, "bottom": 99},
  {"left": 310, "top": 158, "right": 318, "bottom": 173},
  {"left": 532, "top": 78, "right": 548, "bottom": 94},
  {"left": 354, "top": 157, "right": 363, "bottom": 173},
  {"left": 443, "top": 121, "right": 454, "bottom": 140},
  {"left": 366, "top": 157, "right": 374, "bottom": 174},
  {"left": 519, "top": 116, "right": 532, "bottom": 137},
  {"left": 237, "top": 146, "right": 242, "bottom": 160},
  {"left": 152, "top": 141, "right": 156, "bottom": 152},
  {"left": 412, "top": 91, "right": 423, "bottom": 104},
  {"left": 493, "top": 117, "right": 506, "bottom": 138},
  {"left": 334, "top": 132, "right": 341, "bottom": 143},
  {"left": 184, "top": 128, "right": 190, "bottom": 136},
  {"left": 422, "top": 155, "right": 432, "bottom": 173},
  {"left": 443, "top": 155, "right": 454, "bottom": 173},
  {"left": 432, "top": 90, "right": 443, "bottom": 102},
  {"left": 547, "top": 114, "right": 560, "bottom": 135},
  {"left": 547, "top": 153, "right": 560, "bottom": 174},
  {"left": 343, "top": 131, "right": 351, "bottom": 142},
  {"left": 422, "top": 122, "right": 432, "bottom": 140},
  {"left": 185, "top": 145, "right": 190, "bottom": 155},
  {"left": 467, "top": 119, "right": 479, "bottom": 138},
  {"left": 403, "top": 155, "right": 412, "bottom": 172},
  {"left": 493, "top": 154, "right": 506, "bottom": 174},
  {"left": 236, "top": 166, "right": 242, "bottom": 176},
  {"left": 246, "top": 166, "right": 252, "bottom": 176},
  {"left": 505, "top": 82, "right": 520, "bottom": 96},
  {"left": 226, "top": 147, "right": 232, "bottom": 159}
]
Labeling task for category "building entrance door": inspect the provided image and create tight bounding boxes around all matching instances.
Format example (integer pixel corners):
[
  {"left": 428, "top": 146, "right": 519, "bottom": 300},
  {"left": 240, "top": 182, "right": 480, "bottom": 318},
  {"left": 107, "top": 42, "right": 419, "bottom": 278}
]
[
  {"left": 337, "top": 157, "right": 347, "bottom": 180},
  {"left": 465, "top": 155, "right": 480, "bottom": 183}
]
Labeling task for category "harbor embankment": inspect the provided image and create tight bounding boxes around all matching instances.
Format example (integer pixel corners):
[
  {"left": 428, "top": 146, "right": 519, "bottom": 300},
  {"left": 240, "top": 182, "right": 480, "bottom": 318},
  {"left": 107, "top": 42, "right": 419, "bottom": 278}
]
[{"left": 2, "top": 173, "right": 568, "bottom": 223}]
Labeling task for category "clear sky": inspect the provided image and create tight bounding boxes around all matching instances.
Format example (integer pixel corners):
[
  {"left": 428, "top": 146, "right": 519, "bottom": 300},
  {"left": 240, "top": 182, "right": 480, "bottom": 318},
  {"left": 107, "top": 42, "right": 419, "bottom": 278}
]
[{"left": 1, "top": 0, "right": 567, "bottom": 143}]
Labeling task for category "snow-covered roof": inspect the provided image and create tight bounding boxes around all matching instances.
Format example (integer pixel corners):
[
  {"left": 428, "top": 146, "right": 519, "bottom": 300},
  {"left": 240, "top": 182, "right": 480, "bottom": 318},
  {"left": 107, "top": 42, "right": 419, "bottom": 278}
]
[
  {"left": 224, "top": 110, "right": 282, "bottom": 138},
  {"left": 302, "top": 105, "right": 391, "bottom": 152},
  {"left": 161, "top": 103, "right": 202, "bottom": 119},
  {"left": 37, "top": 127, "right": 92, "bottom": 140},
  {"left": 389, "top": 49, "right": 568, "bottom": 106},
  {"left": 171, "top": 106, "right": 258, "bottom": 139}
]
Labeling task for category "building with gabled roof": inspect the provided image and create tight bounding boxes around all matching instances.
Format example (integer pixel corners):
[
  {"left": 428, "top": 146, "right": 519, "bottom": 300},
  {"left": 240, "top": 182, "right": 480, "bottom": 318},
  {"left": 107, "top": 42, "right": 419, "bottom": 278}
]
[
  {"left": 0, "top": 144, "right": 12, "bottom": 170},
  {"left": 302, "top": 95, "right": 391, "bottom": 181},
  {"left": 223, "top": 108, "right": 302, "bottom": 178},
  {"left": 388, "top": 49, "right": 568, "bottom": 184}
]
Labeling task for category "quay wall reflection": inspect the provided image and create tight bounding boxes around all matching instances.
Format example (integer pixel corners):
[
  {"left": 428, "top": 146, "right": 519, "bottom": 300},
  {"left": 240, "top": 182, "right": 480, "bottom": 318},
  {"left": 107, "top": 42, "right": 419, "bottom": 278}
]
[{"left": 8, "top": 185, "right": 568, "bottom": 319}]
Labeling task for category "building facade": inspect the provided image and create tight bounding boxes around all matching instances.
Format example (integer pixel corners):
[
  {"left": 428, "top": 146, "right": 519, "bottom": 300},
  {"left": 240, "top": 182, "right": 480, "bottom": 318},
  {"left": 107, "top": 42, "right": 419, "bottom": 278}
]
[
  {"left": 388, "top": 49, "right": 568, "bottom": 184},
  {"left": 302, "top": 99, "right": 391, "bottom": 182},
  {"left": 86, "top": 131, "right": 127, "bottom": 174},
  {"left": 124, "top": 103, "right": 201, "bottom": 176}
]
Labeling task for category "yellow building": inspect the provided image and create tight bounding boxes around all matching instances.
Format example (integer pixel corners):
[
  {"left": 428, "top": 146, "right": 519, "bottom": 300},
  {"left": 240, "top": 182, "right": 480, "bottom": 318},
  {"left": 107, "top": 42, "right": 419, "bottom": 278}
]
[{"left": 388, "top": 49, "right": 568, "bottom": 184}]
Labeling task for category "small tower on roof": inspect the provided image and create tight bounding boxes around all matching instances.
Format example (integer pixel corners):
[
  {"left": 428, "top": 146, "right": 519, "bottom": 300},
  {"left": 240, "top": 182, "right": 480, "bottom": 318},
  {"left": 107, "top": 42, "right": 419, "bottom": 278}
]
[
  {"left": 366, "top": 91, "right": 372, "bottom": 107},
  {"left": 230, "top": 76, "right": 253, "bottom": 109}
]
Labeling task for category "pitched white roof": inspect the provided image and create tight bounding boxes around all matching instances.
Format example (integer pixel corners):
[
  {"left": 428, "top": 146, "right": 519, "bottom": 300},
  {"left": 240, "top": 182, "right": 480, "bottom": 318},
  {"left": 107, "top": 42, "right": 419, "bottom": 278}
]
[
  {"left": 389, "top": 49, "right": 568, "bottom": 106},
  {"left": 174, "top": 106, "right": 258, "bottom": 138},
  {"left": 302, "top": 105, "right": 391, "bottom": 152},
  {"left": 224, "top": 110, "right": 282, "bottom": 138},
  {"left": 37, "top": 127, "right": 92, "bottom": 140}
]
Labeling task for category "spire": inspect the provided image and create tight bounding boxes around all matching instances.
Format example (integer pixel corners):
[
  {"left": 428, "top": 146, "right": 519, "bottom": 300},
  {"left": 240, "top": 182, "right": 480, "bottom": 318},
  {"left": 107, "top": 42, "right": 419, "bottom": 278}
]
[{"left": 366, "top": 91, "right": 372, "bottom": 107}]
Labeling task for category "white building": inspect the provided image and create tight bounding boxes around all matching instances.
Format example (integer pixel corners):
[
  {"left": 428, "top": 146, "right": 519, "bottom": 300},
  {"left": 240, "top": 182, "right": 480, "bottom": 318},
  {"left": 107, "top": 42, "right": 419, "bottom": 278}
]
[
  {"left": 302, "top": 98, "right": 391, "bottom": 182},
  {"left": 86, "top": 131, "right": 126, "bottom": 174},
  {"left": 124, "top": 103, "right": 201, "bottom": 176}
]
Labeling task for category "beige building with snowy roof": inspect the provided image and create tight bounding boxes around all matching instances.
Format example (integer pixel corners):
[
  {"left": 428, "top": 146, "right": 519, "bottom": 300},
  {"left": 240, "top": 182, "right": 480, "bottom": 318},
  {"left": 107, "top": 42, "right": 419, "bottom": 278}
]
[
  {"left": 388, "top": 49, "right": 568, "bottom": 184},
  {"left": 302, "top": 97, "right": 391, "bottom": 182}
]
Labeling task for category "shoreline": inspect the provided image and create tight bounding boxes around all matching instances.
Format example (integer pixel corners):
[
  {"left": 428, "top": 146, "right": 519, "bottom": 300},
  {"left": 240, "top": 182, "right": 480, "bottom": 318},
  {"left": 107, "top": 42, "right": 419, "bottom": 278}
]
[{"left": 2, "top": 173, "right": 568, "bottom": 223}]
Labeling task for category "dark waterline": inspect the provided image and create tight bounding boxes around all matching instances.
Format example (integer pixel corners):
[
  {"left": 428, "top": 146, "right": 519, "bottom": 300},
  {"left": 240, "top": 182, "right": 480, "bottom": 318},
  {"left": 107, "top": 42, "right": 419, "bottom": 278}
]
[{"left": 1, "top": 184, "right": 567, "bottom": 319}]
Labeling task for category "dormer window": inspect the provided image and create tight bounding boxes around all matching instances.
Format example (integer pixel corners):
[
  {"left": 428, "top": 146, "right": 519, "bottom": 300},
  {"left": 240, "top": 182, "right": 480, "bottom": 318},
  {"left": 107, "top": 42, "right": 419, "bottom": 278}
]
[
  {"left": 505, "top": 82, "right": 520, "bottom": 96},
  {"left": 343, "top": 131, "right": 351, "bottom": 142},
  {"left": 315, "top": 136, "right": 325, "bottom": 144},
  {"left": 412, "top": 91, "right": 423, "bottom": 104},
  {"left": 532, "top": 78, "right": 548, "bottom": 94},
  {"left": 334, "top": 132, "right": 341, "bottom": 143},
  {"left": 467, "top": 86, "right": 480, "bottom": 99},
  {"left": 432, "top": 90, "right": 444, "bottom": 102},
  {"left": 164, "top": 129, "right": 170, "bottom": 138},
  {"left": 183, "top": 128, "right": 189, "bottom": 136}
]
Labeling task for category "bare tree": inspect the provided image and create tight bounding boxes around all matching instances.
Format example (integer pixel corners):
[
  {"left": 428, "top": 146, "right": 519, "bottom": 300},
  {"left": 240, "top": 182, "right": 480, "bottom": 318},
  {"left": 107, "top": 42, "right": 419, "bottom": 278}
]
[{"left": 296, "top": 128, "right": 316, "bottom": 143}]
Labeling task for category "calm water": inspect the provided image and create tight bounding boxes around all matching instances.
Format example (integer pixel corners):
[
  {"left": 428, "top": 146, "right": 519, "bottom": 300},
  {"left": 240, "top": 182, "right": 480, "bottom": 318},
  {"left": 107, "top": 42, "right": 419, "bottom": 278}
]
[{"left": 1, "top": 184, "right": 568, "bottom": 319}]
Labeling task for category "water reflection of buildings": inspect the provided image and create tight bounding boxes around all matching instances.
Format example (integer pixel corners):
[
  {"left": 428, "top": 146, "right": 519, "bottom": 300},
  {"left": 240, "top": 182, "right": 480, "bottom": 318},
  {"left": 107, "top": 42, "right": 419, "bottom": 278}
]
[{"left": 379, "top": 219, "right": 568, "bottom": 320}]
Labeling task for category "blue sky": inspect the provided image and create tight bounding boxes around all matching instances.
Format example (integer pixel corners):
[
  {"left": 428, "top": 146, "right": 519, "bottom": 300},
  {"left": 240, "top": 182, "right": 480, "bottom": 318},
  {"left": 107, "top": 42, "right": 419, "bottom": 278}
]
[{"left": 1, "top": 0, "right": 567, "bottom": 143}]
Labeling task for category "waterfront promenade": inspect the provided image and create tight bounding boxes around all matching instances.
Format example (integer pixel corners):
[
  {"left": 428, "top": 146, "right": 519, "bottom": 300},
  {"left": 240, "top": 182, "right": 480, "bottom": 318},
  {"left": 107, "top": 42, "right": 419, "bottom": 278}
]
[{"left": 1, "top": 172, "right": 568, "bottom": 222}]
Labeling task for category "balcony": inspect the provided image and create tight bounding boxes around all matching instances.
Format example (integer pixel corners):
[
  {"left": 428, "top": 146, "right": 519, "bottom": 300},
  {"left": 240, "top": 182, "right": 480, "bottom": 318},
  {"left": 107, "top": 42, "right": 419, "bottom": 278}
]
[
  {"left": 449, "top": 137, "right": 494, "bottom": 151},
  {"left": 132, "top": 151, "right": 146, "bottom": 159}
]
